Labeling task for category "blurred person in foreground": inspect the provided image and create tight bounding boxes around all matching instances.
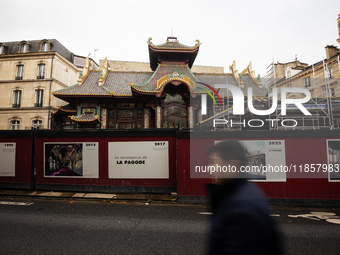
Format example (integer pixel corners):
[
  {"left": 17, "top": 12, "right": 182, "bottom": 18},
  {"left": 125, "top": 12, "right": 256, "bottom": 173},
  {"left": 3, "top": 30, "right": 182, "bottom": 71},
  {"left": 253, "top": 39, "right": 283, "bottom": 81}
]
[{"left": 206, "top": 140, "right": 283, "bottom": 255}]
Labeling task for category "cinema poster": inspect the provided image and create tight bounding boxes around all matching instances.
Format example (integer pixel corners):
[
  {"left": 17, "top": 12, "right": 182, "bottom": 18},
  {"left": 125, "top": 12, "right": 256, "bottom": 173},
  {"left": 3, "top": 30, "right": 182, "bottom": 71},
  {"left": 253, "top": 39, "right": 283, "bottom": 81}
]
[
  {"left": 108, "top": 141, "right": 169, "bottom": 179},
  {"left": 0, "top": 142, "right": 16, "bottom": 177},
  {"left": 327, "top": 139, "right": 340, "bottom": 182},
  {"left": 44, "top": 142, "right": 99, "bottom": 178}
]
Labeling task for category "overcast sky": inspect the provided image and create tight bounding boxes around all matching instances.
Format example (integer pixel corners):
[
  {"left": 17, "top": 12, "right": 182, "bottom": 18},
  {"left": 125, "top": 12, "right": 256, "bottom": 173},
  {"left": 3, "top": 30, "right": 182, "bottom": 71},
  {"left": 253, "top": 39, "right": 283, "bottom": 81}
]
[{"left": 1, "top": 0, "right": 339, "bottom": 76}]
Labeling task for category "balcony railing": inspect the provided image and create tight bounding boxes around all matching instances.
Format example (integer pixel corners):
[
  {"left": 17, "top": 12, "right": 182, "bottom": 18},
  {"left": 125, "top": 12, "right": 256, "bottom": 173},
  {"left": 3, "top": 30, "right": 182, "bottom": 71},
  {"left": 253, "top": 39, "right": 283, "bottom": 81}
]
[
  {"left": 34, "top": 103, "right": 43, "bottom": 107},
  {"left": 12, "top": 103, "right": 21, "bottom": 108},
  {"left": 15, "top": 76, "right": 23, "bottom": 80},
  {"left": 37, "top": 75, "right": 44, "bottom": 79}
]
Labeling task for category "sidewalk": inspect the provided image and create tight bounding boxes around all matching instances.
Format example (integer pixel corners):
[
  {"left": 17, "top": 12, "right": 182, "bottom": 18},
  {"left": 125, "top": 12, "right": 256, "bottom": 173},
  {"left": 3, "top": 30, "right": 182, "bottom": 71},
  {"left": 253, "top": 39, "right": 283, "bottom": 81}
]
[
  {"left": 0, "top": 189, "right": 177, "bottom": 201},
  {"left": 2, "top": 189, "right": 339, "bottom": 206}
]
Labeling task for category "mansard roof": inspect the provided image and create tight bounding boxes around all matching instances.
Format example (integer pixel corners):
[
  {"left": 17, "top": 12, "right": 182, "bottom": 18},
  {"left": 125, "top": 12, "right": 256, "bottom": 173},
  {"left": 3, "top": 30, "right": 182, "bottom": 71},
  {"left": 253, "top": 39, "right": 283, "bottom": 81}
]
[{"left": 0, "top": 39, "right": 74, "bottom": 62}]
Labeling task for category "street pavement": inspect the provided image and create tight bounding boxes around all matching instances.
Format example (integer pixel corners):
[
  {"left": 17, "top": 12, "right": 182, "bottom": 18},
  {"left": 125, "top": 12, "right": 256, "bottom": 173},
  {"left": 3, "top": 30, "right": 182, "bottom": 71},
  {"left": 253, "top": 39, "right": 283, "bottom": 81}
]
[{"left": 0, "top": 197, "right": 339, "bottom": 255}]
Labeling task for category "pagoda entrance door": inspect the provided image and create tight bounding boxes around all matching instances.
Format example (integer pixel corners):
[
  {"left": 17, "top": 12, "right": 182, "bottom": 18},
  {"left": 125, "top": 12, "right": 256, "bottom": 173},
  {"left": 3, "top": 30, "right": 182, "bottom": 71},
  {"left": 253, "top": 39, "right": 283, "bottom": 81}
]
[
  {"left": 161, "top": 90, "right": 188, "bottom": 128},
  {"left": 162, "top": 105, "right": 187, "bottom": 128}
]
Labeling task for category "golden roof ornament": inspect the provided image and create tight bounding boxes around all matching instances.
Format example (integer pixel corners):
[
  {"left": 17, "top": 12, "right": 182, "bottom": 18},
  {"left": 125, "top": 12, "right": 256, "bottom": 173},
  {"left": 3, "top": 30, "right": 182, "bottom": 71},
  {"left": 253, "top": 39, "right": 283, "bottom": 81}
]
[
  {"left": 77, "top": 56, "right": 93, "bottom": 85},
  {"left": 98, "top": 57, "right": 109, "bottom": 86}
]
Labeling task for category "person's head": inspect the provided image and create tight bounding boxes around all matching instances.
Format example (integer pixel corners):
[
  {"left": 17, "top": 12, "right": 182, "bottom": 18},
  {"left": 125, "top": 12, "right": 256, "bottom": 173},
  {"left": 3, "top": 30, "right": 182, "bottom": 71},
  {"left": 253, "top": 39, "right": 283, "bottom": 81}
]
[{"left": 207, "top": 140, "right": 247, "bottom": 181}]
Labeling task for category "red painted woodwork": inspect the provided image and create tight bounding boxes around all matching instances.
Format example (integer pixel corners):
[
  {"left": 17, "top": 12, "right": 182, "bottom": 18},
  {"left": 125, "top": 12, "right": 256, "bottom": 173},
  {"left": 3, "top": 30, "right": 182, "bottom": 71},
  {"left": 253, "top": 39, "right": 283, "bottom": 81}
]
[
  {"left": 177, "top": 136, "right": 340, "bottom": 199},
  {"left": 0, "top": 130, "right": 339, "bottom": 200},
  {"left": 0, "top": 136, "right": 32, "bottom": 185}
]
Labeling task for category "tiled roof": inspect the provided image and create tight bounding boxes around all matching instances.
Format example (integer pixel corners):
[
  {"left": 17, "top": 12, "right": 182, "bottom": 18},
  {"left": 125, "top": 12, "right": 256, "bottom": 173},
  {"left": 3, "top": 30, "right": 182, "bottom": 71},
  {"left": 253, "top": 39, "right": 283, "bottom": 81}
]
[
  {"left": 52, "top": 66, "right": 266, "bottom": 99},
  {"left": 103, "top": 71, "right": 152, "bottom": 96},
  {"left": 53, "top": 72, "right": 110, "bottom": 96},
  {"left": 195, "top": 73, "right": 237, "bottom": 88},
  {"left": 195, "top": 73, "right": 267, "bottom": 97},
  {"left": 53, "top": 104, "right": 76, "bottom": 115},
  {"left": 70, "top": 112, "right": 100, "bottom": 123},
  {"left": 242, "top": 75, "right": 268, "bottom": 96}
]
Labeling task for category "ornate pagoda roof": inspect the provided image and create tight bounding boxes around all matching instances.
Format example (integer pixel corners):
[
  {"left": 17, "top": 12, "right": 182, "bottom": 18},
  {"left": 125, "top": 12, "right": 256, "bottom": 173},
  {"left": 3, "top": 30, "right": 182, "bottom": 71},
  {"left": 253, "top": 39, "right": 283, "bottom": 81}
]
[
  {"left": 130, "top": 64, "right": 201, "bottom": 95},
  {"left": 148, "top": 37, "right": 201, "bottom": 71},
  {"left": 147, "top": 37, "right": 201, "bottom": 50},
  {"left": 53, "top": 104, "right": 77, "bottom": 115},
  {"left": 51, "top": 57, "right": 266, "bottom": 101},
  {"left": 69, "top": 111, "right": 100, "bottom": 123}
]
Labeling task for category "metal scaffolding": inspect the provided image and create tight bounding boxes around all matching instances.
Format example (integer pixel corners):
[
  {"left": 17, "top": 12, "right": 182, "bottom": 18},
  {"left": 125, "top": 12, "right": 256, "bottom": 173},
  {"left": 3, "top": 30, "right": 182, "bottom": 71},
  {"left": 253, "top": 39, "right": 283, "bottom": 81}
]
[{"left": 197, "top": 56, "right": 340, "bottom": 131}]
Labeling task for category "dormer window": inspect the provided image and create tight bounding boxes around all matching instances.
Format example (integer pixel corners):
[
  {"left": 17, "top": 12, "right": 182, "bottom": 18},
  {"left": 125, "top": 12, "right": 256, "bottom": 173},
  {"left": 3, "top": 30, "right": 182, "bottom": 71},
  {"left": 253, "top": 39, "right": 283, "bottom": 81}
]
[
  {"left": 18, "top": 41, "right": 30, "bottom": 53},
  {"left": 40, "top": 40, "right": 51, "bottom": 52},
  {"left": 0, "top": 44, "right": 5, "bottom": 54},
  {"left": 42, "top": 42, "right": 48, "bottom": 52},
  {"left": 285, "top": 66, "right": 292, "bottom": 78},
  {"left": 287, "top": 70, "right": 291, "bottom": 78},
  {"left": 21, "top": 43, "right": 27, "bottom": 53}
]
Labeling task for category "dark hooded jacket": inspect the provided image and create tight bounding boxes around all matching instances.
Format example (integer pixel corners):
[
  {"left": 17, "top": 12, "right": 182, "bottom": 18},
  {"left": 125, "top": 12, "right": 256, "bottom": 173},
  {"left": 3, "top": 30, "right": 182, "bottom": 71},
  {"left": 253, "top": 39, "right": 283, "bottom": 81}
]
[{"left": 207, "top": 179, "right": 283, "bottom": 255}]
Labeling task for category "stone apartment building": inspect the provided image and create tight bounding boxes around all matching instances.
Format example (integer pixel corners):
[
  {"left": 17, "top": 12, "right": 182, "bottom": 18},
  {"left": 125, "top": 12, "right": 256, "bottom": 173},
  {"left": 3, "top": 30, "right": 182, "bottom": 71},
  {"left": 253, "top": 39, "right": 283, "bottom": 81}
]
[{"left": 0, "top": 39, "right": 98, "bottom": 130}]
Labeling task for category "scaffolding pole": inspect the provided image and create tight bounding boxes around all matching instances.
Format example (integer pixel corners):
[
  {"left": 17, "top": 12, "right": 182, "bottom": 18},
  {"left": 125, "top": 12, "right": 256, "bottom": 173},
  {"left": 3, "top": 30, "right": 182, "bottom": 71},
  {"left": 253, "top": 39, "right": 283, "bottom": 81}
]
[{"left": 323, "top": 59, "right": 334, "bottom": 129}]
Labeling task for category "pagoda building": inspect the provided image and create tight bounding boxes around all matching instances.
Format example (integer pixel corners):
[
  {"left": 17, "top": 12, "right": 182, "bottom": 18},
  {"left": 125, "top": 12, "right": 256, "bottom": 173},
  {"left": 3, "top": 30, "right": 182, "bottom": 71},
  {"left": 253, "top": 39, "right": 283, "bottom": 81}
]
[{"left": 51, "top": 36, "right": 266, "bottom": 130}]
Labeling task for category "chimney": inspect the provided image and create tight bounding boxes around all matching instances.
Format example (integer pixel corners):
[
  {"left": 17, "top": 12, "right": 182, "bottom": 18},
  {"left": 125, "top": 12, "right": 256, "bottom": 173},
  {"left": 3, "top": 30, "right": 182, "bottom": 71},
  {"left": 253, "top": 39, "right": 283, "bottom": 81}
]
[{"left": 325, "top": 45, "right": 339, "bottom": 59}]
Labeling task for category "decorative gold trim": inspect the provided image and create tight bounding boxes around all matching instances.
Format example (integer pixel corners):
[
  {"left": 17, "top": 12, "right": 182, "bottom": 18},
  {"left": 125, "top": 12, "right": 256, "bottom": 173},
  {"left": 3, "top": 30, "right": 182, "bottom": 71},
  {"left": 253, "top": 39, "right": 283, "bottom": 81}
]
[
  {"left": 156, "top": 73, "right": 195, "bottom": 90},
  {"left": 69, "top": 113, "right": 101, "bottom": 123},
  {"left": 52, "top": 105, "right": 76, "bottom": 114},
  {"left": 77, "top": 57, "right": 93, "bottom": 85},
  {"left": 52, "top": 93, "right": 111, "bottom": 96},
  {"left": 98, "top": 57, "right": 110, "bottom": 86}
]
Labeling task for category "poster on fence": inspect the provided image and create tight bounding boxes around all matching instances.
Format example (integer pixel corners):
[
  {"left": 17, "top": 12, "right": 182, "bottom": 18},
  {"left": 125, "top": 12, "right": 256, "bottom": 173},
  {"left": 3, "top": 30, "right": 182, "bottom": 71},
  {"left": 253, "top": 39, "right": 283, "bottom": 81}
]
[
  {"left": 108, "top": 141, "right": 169, "bottom": 179},
  {"left": 44, "top": 142, "right": 99, "bottom": 178},
  {"left": 0, "top": 143, "right": 16, "bottom": 177},
  {"left": 327, "top": 139, "right": 340, "bottom": 182},
  {"left": 210, "top": 140, "right": 286, "bottom": 182}
]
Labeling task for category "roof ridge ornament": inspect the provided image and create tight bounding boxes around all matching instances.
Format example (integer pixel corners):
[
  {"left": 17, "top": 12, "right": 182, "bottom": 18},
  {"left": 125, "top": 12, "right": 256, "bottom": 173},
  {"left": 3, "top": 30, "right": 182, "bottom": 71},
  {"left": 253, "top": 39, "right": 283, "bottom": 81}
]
[
  {"left": 241, "top": 61, "right": 262, "bottom": 86},
  {"left": 167, "top": 36, "right": 178, "bottom": 42},
  {"left": 98, "top": 57, "right": 110, "bottom": 86},
  {"left": 229, "top": 60, "right": 244, "bottom": 88},
  {"left": 147, "top": 37, "right": 153, "bottom": 45},
  {"left": 77, "top": 56, "right": 93, "bottom": 85}
]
